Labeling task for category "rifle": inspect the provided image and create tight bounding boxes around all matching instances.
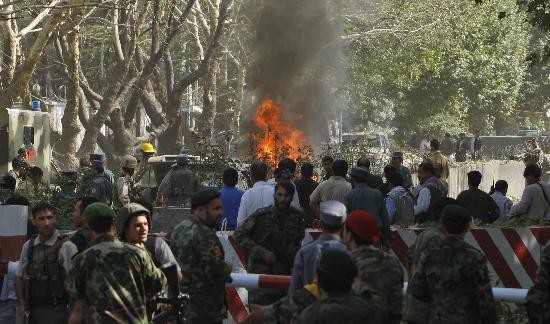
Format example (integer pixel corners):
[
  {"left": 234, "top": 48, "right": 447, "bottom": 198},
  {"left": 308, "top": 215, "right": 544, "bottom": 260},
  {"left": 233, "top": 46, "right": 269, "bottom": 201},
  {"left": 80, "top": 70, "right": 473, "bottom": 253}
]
[
  {"left": 152, "top": 264, "right": 189, "bottom": 324},
  {"left": 23, "top": 276, "right": 31, "bottom": 324}
]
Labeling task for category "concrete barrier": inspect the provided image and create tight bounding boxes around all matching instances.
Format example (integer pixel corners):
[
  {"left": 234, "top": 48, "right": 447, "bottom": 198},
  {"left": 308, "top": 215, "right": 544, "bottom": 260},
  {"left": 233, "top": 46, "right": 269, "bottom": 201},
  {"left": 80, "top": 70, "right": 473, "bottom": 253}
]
[{"left": 446, "top": 160, "right": 526, "bottom": 199}]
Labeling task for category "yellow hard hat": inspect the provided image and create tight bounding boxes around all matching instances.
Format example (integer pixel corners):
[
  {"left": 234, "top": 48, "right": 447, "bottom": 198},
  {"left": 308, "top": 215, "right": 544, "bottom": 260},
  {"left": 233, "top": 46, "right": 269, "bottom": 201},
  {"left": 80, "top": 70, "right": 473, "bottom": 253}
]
[{"left": 140, "top": 142, "right": 156, "bottom": 153}]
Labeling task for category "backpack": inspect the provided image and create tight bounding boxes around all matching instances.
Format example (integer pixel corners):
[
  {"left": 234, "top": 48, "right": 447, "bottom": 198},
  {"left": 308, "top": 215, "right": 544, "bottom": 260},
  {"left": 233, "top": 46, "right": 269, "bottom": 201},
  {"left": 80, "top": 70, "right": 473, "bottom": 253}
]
[{"left": 392, "top": 190, "right": 415, "bottom": 226}]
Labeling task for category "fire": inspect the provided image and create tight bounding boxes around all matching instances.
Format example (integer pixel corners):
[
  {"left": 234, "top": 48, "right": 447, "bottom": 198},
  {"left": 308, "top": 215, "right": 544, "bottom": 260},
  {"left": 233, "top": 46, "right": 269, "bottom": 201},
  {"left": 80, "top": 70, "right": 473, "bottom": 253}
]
[{"left": 252, "top": 97, "right": 309, "bottom": 166}]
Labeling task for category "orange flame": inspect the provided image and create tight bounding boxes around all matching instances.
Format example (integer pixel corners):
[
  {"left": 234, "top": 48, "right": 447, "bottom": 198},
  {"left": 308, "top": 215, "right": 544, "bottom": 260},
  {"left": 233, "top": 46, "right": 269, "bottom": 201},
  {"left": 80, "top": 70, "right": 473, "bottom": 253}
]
[{"left": 252, "top": 97, "right": 309, "bottom": 167}]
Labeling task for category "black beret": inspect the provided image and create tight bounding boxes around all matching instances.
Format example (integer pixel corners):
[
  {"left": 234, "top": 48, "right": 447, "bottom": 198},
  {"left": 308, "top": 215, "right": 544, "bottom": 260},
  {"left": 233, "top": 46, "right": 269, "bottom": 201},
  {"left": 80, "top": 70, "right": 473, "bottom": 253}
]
[
  {"left": 191, "top": 188, "right": 221, "bottom": 209},
  {"left": 442, "top": 205, "right": 471, "bottom": 223},
  {"left": 317, "top": 249, "right": 357, "bottom": 279}
]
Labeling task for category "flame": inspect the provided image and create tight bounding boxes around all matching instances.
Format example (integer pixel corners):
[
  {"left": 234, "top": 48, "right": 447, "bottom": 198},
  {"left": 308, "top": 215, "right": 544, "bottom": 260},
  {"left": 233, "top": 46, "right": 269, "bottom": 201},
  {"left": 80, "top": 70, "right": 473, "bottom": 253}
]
[{"left": 252, "top": 97, "right": 309, "bottom": 167}]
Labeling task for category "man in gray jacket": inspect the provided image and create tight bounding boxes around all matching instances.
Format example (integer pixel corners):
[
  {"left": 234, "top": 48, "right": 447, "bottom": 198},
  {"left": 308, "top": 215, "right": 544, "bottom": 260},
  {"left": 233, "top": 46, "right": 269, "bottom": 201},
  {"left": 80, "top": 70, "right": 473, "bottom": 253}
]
[{"left": 508, "top": 164, "right": 550, "bottom": 220}]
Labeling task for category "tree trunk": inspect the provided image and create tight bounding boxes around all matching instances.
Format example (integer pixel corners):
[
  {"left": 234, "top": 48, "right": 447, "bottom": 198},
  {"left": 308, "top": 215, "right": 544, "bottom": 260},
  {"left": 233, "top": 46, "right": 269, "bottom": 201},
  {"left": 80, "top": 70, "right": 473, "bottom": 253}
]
[
  {"left": 56, "top": 31, "right": 81, "bottom": 170},
  {"left": 197, "top": 57, "right": 220, "bottom": 142}
]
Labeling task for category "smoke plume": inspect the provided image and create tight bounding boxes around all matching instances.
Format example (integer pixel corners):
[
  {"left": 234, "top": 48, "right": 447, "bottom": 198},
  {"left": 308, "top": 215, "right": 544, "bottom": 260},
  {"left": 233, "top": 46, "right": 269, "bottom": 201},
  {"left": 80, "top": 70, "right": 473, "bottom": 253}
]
[{"left": 245, "top": 0, "right": 342, "bottom": 145}]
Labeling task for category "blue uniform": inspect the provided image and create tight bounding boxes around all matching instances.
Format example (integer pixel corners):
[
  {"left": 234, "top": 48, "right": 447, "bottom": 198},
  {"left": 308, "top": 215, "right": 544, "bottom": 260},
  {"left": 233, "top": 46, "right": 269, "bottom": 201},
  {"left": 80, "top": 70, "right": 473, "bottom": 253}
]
[{"left": 289, "top": 234, "right": 347, "bottom": 294}]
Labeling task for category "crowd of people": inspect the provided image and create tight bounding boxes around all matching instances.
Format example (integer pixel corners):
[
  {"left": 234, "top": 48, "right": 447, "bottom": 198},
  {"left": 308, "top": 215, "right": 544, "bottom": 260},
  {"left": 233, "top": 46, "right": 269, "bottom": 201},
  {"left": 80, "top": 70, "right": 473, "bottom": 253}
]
[{"left": 1, "top": 139, "right": 550, "bottom": 323}]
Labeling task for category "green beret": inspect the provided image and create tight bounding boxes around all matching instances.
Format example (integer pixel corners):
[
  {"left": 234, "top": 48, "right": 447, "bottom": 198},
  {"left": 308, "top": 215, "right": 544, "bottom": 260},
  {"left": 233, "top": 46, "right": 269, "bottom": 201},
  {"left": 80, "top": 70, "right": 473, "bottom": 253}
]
[
  {"left": 191, "top": 188, "right": 221, "bottom": 209},
  {"left": 84, "top": 202, "right": 116, "bottom": 222}
]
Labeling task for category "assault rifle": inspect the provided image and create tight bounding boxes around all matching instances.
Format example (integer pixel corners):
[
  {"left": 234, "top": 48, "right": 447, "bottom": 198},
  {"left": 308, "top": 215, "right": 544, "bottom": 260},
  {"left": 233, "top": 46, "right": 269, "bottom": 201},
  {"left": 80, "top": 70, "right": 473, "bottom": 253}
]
[{"left": 152, "top": 264, "right": 189, "bottom": 324}]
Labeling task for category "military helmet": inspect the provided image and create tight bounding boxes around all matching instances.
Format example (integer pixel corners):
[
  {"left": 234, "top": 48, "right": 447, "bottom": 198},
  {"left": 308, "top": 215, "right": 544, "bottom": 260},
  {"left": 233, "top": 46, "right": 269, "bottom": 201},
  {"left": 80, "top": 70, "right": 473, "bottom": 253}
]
[
  {"left": 116, "top": 203, "right": 151, "bottom": 239},
  {"left": 140, "top": 142, "right": 156, "bottom": 153},
  {"left": 121, "top": 155, "right": 137, "bottom": 169}
]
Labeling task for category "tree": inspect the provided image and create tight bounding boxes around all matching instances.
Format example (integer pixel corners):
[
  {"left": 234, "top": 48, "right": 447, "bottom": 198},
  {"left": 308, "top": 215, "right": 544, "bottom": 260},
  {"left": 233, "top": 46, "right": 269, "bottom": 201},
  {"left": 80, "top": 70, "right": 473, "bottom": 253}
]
[{"left": 342, "top": 0, "right": 530, "bottom": 141}]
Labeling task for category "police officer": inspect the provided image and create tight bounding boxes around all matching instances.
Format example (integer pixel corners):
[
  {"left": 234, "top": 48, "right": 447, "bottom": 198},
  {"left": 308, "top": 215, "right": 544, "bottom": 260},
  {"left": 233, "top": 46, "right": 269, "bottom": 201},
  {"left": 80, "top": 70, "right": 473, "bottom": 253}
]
[
  {"left": 65, "top": 202, "right": 165, "bottom": 323},
  {"left": 170, "top": 189, "right": 233, "bottom": 324},
  {"left": 89, "top": 154, "right": 113, "bottom": 205},
  {"left": 294, "top": 249, "right": 379, "bottom": 324},
  {"left": 15, "top": 202, "right": 78, "bottom": 324},
  {"left": 234, "top": 180, "right": 305, "bottom": 305},
  {"left": 156, "top": 154, "right": 200, "bottom": 207},
  {"left": 113, "top": 155, "right": 138, "bottom": 210},
  {"left": 289, "top": 201, "right": 347, "bottom": 294}
]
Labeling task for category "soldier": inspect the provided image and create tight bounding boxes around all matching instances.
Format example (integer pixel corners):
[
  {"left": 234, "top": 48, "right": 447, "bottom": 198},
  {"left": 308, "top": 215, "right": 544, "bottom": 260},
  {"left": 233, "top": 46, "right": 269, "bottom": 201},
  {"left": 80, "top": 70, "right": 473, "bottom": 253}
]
[
  {"left": 243, "top": 283, "right": 320, "bottom": 324},
  {"left": 526, "top": 244, "right": 550, "bottom": 323},
  {"left": 427, "top": 139, "right": 450, "bottom": 180},
  {"left": 15, "top": 202, "right": 78, "bottom": 324},
  {"left": 524, "top": 138, "right": 543, "bottom": 166},
  {"left": 115, "top": 203, "right": 181, "bottom": 278},
  {"left": 89, "top": 155, "right": 113, "bottom": 205},
  {"left": 402, "top": 197, "right": 456, "bottom": 324},
  {"left": 8, "top": 157, "right": 26, "bottom": 190},
  {"left": 16, "top": 166, "right": 44, "bottom": 196},
  {"left": 70, "top": 196, "right": 98, "bottom": 253},
  {"left": 156, "top": 154, "right": 200, "bottom": 207},
  {"left": 407, "top": 205, "right": 497, "bottom": 323},
  {"left": 294, "top": 249, "right": 380, "bottom": 324},
  {"left": 234, "top": 180, "right": 305, "bottom": 305},
  {"left": 343, "top": 210, "right": 403, "bottom": 324},
  {"left": 170, "top": 189, "right": 233, "bottom": 323},
  {"left": 65, "top": 202, "right": 165, "bottom": 323},
  {"left": 113, "top": 155, "right": 138, "bottom": 210},
  {"left": 289, "top": 201, "right": 347, "bottom": 294},
  {"left": 134, "top": 142, "right": 157, "bottom": 203}
]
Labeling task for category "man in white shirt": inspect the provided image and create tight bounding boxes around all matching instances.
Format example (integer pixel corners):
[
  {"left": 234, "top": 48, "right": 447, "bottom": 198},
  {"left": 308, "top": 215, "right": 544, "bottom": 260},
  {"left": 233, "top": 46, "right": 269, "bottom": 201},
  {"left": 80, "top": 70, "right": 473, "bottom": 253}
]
[
  {"left": 237, "top": 162, "right": 275, "bottom": 226},
  {"left": 491, "top": 180, "right": 512, "bottom": 222},
  {"left": 508, "top": 164, "right": 550, "bottom": 220}
]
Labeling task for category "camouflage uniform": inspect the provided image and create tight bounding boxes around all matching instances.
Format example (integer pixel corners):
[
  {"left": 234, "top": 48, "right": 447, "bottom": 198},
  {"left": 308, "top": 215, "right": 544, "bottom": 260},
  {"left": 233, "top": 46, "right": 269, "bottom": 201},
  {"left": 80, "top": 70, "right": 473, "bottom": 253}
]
[
  {"left": 134, "top": 162, "right": 157, "bottom": 203},
  {"left": 403, "top": 222, "right": 445, "bottom": 323},
  {"left": 233, "top": 206, "right": 305, "bottom": 305},
  {"left": 113, "top": 174, "right": 138, "bottom": 210},
  {"left": 157, "top": 167, "right": 200, "bottom": 207},
  {"left": 294, "top": 292, "right": 380, "bottom": 324},
  {"left": 65, "top": 234, "right": 164, "bottom": 324},
  {"left": 407, "top": 236, "right": 497, "bottom": 324},
  {"left": 351, "top": 244, "right": 403, "bottom": 324},
  {"left": 526, "top": 244, "right": 550, "bottom": 324},
  {"left": 170, "top": 214, "right": 232, "bottom": 323},
  {"left": 263, "top": 283, "right": 319, "bottom": 324}
]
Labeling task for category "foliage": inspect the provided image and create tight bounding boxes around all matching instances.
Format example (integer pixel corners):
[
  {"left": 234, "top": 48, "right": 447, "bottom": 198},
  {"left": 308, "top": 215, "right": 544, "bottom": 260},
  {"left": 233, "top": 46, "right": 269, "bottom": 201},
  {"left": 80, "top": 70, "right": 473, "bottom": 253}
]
[{"left": 343, "top": 0, "right": 531, "bottom": 141}]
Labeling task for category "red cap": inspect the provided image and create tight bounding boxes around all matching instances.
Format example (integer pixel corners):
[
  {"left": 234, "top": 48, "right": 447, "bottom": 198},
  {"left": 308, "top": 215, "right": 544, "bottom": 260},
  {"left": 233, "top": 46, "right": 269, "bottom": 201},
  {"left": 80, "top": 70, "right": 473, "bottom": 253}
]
[{"left": 346, "top": 211, "right": 380, "bottom": 243}]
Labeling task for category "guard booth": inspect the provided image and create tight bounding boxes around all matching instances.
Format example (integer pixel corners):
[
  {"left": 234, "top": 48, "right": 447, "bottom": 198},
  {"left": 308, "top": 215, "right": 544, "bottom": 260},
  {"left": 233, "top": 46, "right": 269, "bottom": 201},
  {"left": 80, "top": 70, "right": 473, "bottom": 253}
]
[
  {"left": 0, "top": 109, "right": 52, "bottom": 183},
  {"left": 148, "top": 155, "right": 192, "bottom": 234}
]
